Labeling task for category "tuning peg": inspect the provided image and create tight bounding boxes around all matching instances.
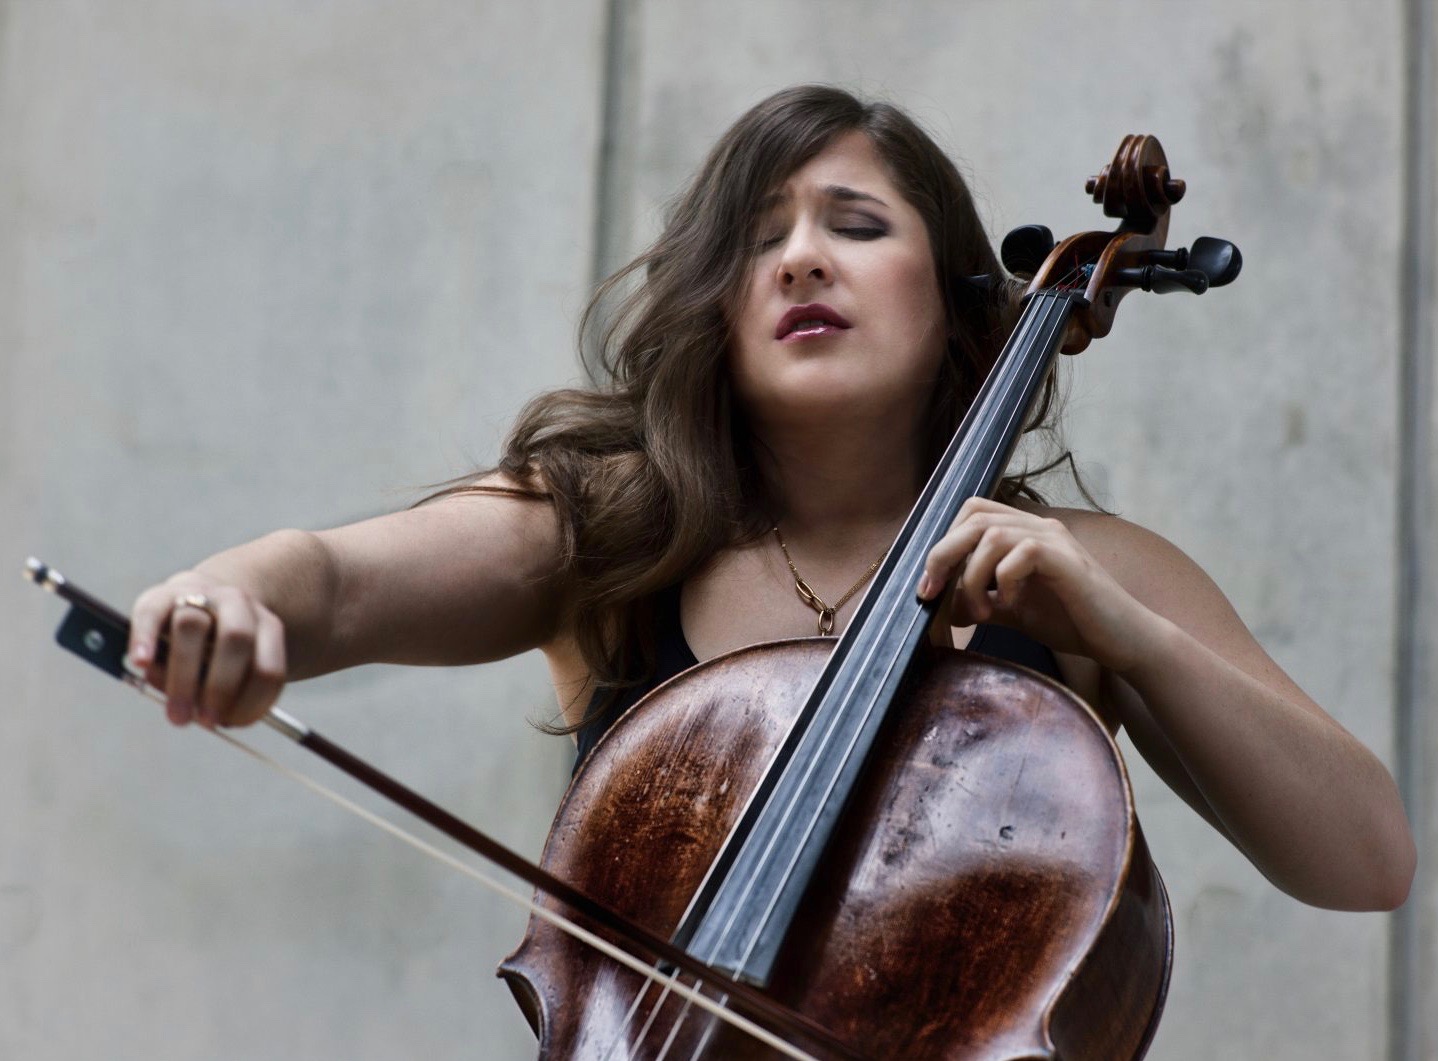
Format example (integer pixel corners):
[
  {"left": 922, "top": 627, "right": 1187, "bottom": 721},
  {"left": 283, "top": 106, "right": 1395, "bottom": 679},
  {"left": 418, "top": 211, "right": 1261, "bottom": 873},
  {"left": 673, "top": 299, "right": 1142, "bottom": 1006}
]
[
  {"left": 1144, "top": 247, "right": 1189, "bottom": 270},
  {"left": 1114, "top": 265, "right": 1209, "bottom": 295},
  {"left": 1000, "top": 225, "right": 1055, "bottom": 279},
  {"left": 1187, "top": 236, "right": 1242, "bottom": 287}
]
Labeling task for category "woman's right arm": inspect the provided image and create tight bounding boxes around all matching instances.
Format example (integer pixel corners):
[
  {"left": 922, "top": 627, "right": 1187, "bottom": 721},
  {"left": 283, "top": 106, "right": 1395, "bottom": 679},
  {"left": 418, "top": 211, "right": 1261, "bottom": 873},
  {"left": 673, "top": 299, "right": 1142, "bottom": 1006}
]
[{"left": 127, "top": 485, "right": 566, "bottom": 729}]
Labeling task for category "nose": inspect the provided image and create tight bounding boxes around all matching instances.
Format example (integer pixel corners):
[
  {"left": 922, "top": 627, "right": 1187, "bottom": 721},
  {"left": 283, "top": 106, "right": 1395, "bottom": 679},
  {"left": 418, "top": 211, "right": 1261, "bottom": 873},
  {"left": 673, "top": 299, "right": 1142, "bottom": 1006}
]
[{"left": 777, "top": 222, "right": 830, "bottom": 288}]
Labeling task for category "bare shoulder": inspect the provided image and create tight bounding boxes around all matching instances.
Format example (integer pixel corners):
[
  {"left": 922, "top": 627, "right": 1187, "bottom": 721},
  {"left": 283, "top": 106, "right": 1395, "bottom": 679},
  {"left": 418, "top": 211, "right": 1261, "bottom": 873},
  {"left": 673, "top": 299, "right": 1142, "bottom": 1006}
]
[
  {"left": 446, "top": 474, "right": 593, "bottom": 706},
  {"left": 1018, "top": 500, "right": 1310, "bottom": 704},
  {"left": 1014, "top": 499, "right": 1158, "bottom": 557},
  {"left": 389, "top": 471, "right": 567, "bottom": 598},
  {"left": 429, "top": 471, "right": 565, "bottom": 561},
  {"left": 1016, "top": 501, "right": 1224, "bottom": 611}
]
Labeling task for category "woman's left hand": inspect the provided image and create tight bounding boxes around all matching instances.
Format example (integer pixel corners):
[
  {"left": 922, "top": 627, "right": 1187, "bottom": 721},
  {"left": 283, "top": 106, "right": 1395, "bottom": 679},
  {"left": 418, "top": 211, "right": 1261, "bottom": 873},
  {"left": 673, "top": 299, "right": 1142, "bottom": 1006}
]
[
  {"left": 918, "top": 497, "right": 1416, "bottom": 911},
  {"left": 917, "top": 497, "right": 1155, "bottom": 673}
]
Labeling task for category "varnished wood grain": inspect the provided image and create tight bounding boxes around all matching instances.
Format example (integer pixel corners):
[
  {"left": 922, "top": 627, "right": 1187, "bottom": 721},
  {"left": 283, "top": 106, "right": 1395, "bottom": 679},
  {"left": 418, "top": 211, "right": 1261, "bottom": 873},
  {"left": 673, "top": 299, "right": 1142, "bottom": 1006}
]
[{"left": 500, "top": 641, "right": 1170, "bottom": 1060}]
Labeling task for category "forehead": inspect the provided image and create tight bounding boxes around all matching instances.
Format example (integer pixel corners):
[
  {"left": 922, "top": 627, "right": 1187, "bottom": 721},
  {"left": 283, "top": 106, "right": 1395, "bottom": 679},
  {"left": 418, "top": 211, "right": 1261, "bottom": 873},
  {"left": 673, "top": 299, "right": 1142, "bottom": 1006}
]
[{"left": 756, "top": 132, "right": 902, "bottom": 212}]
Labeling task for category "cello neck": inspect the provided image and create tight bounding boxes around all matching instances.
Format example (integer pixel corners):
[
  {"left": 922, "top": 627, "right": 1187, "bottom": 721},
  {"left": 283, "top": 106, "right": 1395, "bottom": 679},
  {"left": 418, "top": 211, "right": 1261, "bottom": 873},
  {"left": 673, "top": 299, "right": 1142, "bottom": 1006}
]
[{"left": 674, "top": 289, "right": 1084, "bottom": 984}]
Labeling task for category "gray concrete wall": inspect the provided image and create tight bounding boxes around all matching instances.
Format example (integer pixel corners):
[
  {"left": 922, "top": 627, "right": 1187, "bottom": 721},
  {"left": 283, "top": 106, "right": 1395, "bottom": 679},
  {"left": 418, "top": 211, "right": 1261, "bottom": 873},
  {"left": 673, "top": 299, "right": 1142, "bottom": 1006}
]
[
  {"left": 2, "top": 3, "right": 602, "bottom": 1059},
  {"left": 1400, "top": 1, "right": 1438, "bottom": 1056},
  {"left": 2, "top": 2, "right": 1431, "bottom": 1059}
]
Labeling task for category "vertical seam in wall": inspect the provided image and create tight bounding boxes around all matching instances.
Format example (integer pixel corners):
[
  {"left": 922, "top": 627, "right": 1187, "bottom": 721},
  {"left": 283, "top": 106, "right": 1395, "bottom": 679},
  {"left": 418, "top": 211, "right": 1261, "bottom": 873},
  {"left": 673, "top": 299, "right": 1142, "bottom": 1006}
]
[
  {"left": 590, "top": 0, "right": 632, "bottom": 297},
  {"left": 1391, "top": 0, "right": 1434, "bottom": 1059}
]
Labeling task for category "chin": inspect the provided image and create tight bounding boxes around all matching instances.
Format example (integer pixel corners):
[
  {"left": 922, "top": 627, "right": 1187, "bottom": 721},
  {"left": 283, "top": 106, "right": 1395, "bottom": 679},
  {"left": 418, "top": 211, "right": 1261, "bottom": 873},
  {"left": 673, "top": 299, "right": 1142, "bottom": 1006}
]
[{"left": 751, "top": 382, "right": 922, "bottom": 428}]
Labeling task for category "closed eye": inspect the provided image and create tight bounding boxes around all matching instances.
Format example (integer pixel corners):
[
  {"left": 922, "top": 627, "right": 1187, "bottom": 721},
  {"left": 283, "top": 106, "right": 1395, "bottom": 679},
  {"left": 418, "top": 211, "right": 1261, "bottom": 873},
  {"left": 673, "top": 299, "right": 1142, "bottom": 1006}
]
[{"left": 752, "top": 225, "right": 884, "bottom": 250}]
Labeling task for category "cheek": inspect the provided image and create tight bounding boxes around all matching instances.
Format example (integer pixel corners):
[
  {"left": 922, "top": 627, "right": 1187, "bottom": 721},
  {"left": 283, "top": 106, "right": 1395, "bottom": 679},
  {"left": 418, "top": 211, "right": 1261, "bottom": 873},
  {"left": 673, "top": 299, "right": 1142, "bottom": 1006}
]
[
  {"left": 729, "top": 273, "right": 769, "bottom": 347},
  {"left": 724, "top": 318, "right": 765, "bottom": 404},
  {"left": 727, "top": 293, "right": 760, "bottom": 365},
  {"left": 884, "top": 258, "right": 947, "bottom": 350},
  {"left": 730, "top": 269, "right": 788, "bottom": 375},
  {"left": 901, "top": 259, "right": 944, "bottom": 315}
]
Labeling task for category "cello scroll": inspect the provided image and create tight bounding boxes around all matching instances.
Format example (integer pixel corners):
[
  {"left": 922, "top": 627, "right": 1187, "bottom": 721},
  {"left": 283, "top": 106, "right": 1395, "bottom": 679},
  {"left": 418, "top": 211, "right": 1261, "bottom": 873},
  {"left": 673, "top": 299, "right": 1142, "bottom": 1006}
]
[{"left": 1018, "top": 134, "right": 1242, "bottom": 353}]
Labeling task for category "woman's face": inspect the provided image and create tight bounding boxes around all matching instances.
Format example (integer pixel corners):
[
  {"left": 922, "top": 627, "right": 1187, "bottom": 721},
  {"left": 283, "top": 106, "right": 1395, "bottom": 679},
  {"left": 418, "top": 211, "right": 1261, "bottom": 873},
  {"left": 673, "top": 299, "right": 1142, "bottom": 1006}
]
[{"left": 729, "top": 131, "right": 948, "bottom": 433}]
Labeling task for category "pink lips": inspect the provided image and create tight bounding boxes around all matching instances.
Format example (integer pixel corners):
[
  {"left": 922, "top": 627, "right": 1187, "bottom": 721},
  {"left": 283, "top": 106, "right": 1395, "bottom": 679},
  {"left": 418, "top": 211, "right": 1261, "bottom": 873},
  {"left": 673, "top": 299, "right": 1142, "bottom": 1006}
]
[{"left": 775, "top": 303, "right": 852, "bottom": 341}]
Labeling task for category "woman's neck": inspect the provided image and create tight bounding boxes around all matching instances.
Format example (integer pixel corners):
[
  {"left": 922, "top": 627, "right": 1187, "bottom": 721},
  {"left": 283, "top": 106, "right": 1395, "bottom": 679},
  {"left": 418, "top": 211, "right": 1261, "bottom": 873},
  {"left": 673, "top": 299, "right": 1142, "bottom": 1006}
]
[{"left": 751, "top": 414, "right": 927, "bottom": 557}]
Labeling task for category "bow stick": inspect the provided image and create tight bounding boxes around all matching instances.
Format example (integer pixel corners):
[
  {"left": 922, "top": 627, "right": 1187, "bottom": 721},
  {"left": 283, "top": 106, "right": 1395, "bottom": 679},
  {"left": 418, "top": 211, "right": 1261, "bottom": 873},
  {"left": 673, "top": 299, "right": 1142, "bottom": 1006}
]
[{"left": 24, "top": 558, "right": 866, "bottom": 1061}]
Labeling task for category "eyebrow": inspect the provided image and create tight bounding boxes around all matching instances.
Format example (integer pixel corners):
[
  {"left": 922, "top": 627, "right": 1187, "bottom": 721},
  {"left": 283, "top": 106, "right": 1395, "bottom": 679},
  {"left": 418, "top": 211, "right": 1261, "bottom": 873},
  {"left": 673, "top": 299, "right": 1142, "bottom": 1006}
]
[{"left": 757, "top": 184, "right": 891, "bottom": 211}]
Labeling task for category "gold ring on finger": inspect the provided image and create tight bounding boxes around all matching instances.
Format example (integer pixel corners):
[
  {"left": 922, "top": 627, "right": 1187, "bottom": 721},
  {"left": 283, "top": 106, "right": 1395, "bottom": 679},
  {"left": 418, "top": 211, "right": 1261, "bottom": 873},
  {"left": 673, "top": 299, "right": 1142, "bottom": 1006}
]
[{"left": 175, "top": 593, "right": 218, "bottom": 621}]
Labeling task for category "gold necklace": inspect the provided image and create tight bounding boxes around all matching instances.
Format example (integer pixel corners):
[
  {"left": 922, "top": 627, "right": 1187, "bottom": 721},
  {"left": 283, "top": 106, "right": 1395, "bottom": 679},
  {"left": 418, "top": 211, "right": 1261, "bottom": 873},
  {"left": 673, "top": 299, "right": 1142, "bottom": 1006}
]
[{"left": 772, "top": 526, "right": 888, "bottom": 636}]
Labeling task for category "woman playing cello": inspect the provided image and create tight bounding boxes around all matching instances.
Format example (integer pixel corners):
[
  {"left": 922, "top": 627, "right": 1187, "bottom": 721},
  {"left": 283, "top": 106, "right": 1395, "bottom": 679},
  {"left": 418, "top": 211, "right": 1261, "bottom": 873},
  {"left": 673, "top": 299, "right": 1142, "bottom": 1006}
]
[{"left": 123, "top": 86, "right": 1414, "bottom": 1042}]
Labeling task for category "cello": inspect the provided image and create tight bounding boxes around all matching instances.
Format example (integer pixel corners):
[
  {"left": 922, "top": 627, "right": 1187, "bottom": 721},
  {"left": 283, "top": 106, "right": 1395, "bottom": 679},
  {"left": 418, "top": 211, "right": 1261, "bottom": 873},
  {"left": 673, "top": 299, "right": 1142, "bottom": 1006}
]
[
  {"left": 499, "top": 133, "right": 1239, "bottom": 1059},
  {"left": 31, "top": 134, "right": 1241, "bottom": 1058}
]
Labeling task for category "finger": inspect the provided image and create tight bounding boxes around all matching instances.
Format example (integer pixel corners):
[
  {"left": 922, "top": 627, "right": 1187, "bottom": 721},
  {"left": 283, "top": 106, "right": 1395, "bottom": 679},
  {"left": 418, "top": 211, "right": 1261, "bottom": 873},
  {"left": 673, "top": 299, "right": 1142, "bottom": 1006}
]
[
  {"left": 129, "top": 584, "right": 181, "bottom": 674},
  {"left": 922, "top": 509, "right": 1031, "bottom": 601},
  {"left": 954, "top": 496, "right": 1016, "bottom": 523},
  {"left": 921, "top": 498, "right": 1063, "bottom": 601},
  {"left": 955, "top": 526, "right": 1024, "bottom": 621},
  {"left": 198, "top": 594, "right": 258, "bottom": 727},
  {"left": 919, "top": 518, "right": 991, "bottom": 600},
  {"left": 164, "top": 598, "right": 215, "bottom": 726},
  {"left": 142, "top": 660, "right": 170, "bottom": 692},
  {"left": 228, "top": 613, "right": 287, "bottom": 727},
  {"left": 991, "top": 537, "right": 1044, "bottom": 609}
]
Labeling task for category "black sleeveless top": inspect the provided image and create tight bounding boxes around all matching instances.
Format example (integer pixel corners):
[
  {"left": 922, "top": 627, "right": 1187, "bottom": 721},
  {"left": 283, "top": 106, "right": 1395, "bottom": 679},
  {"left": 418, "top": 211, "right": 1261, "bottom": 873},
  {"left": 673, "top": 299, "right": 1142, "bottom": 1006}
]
[{"left": 573, "top": 583, "right": 1064, "bottom": 771}]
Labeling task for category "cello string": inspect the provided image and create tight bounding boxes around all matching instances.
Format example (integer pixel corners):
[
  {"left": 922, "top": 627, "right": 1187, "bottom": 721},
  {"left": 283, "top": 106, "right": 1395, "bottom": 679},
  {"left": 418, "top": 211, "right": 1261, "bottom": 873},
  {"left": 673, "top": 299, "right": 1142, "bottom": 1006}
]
[
  {"left": 712, "top": 291, "right": 1075, "bottom": 977},
  {"left": 633, "top": 968, "right": 728, "bottom": 1061},
  {"left": 652, "top": 994, "right": 702, "bottom": 1060},
  {"left": 683, "top": 1016, "right": 723, "bottom": 1061},
  {"left": 609, "top": 973, "right": 690, "bottom": 1060},
  {"left": 598, "top": 974, "right": 664, "bottom": 1061},
  {"left": 632, "top": 988, "right": 688, "bottom": 1060},
  {"left": 614, "top": 975, "right": 724, "bottom": 1061},
  {"left": 147, "top": 697, "right": 828, "bottom": 1061},
  {"left": 667, "top": 994, "right": 725, "bottom": 1061}
]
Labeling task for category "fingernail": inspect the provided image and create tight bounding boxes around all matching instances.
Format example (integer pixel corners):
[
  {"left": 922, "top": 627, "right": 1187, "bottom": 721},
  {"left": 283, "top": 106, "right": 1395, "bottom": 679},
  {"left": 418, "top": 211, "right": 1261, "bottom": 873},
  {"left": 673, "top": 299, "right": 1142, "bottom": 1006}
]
[
  {"left": 168, "top": 698, "right": 192, "bottom": 726},
  {"left": 917, "top": 572, "right": 935, "bottom": 599},
  {"left": 130, "top": 642, "right": 150, "bottom": 665}
]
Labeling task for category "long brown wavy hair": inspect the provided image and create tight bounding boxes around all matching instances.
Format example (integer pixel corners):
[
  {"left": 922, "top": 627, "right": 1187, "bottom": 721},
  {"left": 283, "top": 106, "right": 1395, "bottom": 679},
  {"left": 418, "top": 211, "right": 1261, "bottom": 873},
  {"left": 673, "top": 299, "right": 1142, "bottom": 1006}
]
[{"left": 446, "top": 85, "right": 1060, "bottom": 724}]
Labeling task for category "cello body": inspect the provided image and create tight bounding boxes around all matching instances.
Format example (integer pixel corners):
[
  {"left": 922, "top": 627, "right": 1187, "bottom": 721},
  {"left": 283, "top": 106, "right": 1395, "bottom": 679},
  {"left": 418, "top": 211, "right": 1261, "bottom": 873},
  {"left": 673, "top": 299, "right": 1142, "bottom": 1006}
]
[{"left": 500, "top": 640, "right": 1171, "bottom": 1059}]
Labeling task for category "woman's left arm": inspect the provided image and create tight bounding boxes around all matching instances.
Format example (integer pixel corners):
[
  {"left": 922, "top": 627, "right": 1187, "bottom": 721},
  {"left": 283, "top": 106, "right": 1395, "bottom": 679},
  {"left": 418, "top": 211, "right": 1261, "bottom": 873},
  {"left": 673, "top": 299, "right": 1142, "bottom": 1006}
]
[{"left": 921, "top": 498, "right": 1416, "bottom": 911}]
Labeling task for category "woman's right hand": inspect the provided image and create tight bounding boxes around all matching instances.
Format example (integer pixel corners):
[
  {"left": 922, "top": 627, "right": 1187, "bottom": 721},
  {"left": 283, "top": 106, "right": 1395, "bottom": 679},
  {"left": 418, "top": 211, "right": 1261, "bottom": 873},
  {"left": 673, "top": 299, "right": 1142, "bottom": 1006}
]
[{"left": 128, "top": 574, "right": 288, "bottom": 729}]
